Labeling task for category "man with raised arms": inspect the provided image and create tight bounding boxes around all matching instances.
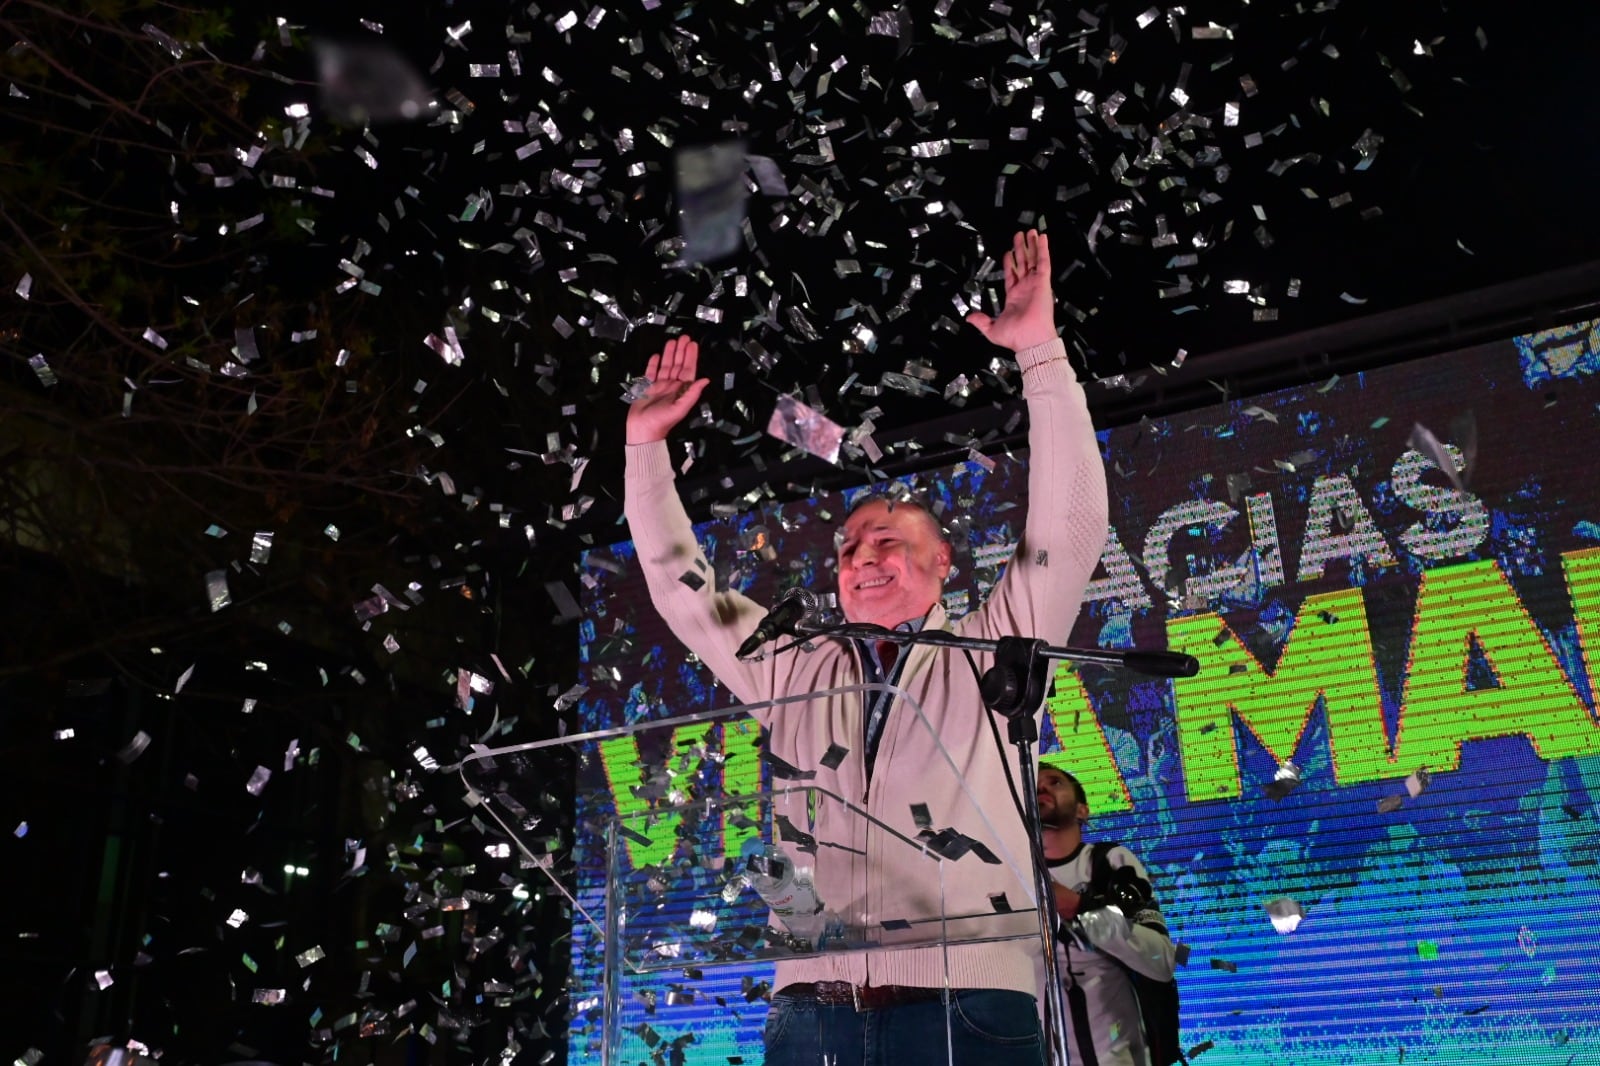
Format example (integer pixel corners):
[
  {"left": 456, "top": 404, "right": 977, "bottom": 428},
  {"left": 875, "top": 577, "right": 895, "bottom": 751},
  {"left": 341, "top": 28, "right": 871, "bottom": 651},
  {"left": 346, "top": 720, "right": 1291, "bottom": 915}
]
[{"left": 622, "top": 230, "right": 1109, "bottom": 1065}]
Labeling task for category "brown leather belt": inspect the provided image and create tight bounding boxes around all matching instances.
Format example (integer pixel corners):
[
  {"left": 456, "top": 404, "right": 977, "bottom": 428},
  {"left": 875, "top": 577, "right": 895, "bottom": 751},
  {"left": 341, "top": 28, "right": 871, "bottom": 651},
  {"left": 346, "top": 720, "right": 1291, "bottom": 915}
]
[{"left": 776, "top": 981, "right": 951, "bottom": 1010}]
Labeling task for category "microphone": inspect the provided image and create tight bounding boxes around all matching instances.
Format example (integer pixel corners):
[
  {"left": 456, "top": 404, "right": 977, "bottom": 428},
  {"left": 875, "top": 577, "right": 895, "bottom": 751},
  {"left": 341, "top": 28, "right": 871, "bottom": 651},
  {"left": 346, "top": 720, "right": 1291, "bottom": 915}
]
[
  {"left": 736, "top": 588, "right": 819, "bottom": 659},
  {"left": 1120, "top": 649, "right": 1200, "bottom": 678}
]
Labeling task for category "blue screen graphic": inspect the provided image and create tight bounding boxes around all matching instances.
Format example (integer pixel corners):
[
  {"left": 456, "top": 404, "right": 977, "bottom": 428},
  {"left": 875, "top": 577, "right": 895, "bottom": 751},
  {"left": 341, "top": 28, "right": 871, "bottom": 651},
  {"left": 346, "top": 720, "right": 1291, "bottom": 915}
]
[{"left": 568, "top": 321, "right": 1600, "bottom": 1064}]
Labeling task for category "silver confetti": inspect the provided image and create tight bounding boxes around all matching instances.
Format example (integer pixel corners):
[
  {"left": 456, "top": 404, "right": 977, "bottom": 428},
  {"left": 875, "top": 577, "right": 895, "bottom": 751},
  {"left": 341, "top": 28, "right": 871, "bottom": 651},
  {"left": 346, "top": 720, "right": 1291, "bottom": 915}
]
[
  {"left": 766, "top": 394, "right": 846, "bottom": 465},
  {"left": 675, "top": 142, "right": 750, "bottom": 265},
  {"left": 28, "top": 354, "right": 57, "bottom": 388},
  {"left": 205, "top": 569, "right": 232, "bottom": 612},
  {"left": 115, "top": 731, "right": 152, "bottom": 764},
  {"left": 1265, "top": 897, "right": 1305, "bottom": 934},
  {"left": 314, "top": 39, "right": 435, "bottom": 123},
  {"left": 1407, "top": 423, "right": 1469, "bottom": 493},
  {"left": 245, "top": 765, "right": 272, "bottom": 796},
  {"left": 1263, "top": 759, "right": 1302, "bottom": 799}
]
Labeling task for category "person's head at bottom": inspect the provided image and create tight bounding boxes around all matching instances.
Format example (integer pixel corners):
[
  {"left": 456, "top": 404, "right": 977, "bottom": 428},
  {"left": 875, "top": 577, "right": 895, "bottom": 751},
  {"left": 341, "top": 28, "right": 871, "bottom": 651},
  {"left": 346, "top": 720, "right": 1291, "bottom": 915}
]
[{"left": 1037, "top": 765, "right": 1088, "bottom": 833}]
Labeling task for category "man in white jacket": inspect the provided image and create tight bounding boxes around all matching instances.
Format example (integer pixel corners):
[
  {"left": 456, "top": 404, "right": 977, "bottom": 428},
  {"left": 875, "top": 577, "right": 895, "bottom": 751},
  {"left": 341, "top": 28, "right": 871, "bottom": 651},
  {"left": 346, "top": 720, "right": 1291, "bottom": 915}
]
[
  {"left": 1038, "top": 765, "right": 1178, "bottom": 1066},
  {"left": 622, "top": 230, "right": 1110, "bottom": 1066}
]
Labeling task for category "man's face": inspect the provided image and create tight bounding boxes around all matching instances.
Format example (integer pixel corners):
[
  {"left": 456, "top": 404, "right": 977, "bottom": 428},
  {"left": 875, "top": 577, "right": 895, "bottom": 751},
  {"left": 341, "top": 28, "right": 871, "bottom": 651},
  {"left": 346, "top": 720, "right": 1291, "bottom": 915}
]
[
  {"left": 1037, "top": 767, "right": 1087, "bottom": 829},
  {"left": 836, "top": 500, "right": 952, "bottom": 630}
]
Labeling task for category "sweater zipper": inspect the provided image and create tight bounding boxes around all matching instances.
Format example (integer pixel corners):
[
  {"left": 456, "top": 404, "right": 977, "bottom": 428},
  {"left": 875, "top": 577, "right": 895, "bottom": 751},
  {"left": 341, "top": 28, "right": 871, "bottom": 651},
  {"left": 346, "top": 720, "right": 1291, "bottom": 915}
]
[
  {"left": 854, "top": 638, "right": 875, "bottom": 984},
  {"left": 858, "top": 638, "right": 873, "bottom": 806},
  {"left": 866, "top": 647, "right": 904, "bottom": 811}
]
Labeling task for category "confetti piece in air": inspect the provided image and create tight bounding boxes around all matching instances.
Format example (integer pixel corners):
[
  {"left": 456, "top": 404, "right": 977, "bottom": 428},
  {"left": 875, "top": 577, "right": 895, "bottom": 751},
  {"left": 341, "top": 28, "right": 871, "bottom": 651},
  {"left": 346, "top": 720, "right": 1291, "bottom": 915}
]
[
  {"left": 28, "top": 354, "right": 57, "bottom": 387},
  {"left": 1210, "top": 957, "right": 1239, "bottom": 972},
  {"left": 1265, "top": 897, "right": 1305, "bottom": 934},
  {"left": 745, "top": 154, "right": 790, "bottom": 197},
  {"left": 1377, "top": 795, "right": 1406, "bottom": 813},
  {"left": 620, "top": 376, "right": 652, "bottom": 404},
  {"left": 205, "top": 569, "right": 231, "bottom": 612},
  {"left": 1405, "top": 768, "right": 1432, "bottom": 797},
  {"left": 544, "top": 580, "right": 583, "bottom": 622},
  {"left": 617, "top": 823, "right": 652, "bottom": 848},
  {"left": 675, "top": 142, "right": 752, "bottom": 266},
  {"left": 552, "top": 683, "right": 587, "bottom": 711},
  {"left": 245, "top": 765, "right": 272, "bottom": 796},
  {"left": 819, "top": 743, "right": 849, "bottom": 770},
  {"left": 762, "top": 751, "right": 816, "bottom": 781},
  {"left": 1408, "top": 422, "right": 1470, "bottom": 492},
  {"left": 313, "top": 38, "right": 435, "bottom": 123},
  {"left": 249, "top": 530, "right": 273, "bottom": 565},
  {"left": 917, "top": 826, "right": 1001, "bottom": 864},
  {"left": 115, "top": 731, "right": 151, "bottom": 764},
  {"left": 1263, "top": 759, "right": 1302, "bottom": 800},
  {"left": 772, "top": 815, "right": 819, "bottom": 854},
  {"left": 766, "top": 394, "right": 846, "bottom": 465}
]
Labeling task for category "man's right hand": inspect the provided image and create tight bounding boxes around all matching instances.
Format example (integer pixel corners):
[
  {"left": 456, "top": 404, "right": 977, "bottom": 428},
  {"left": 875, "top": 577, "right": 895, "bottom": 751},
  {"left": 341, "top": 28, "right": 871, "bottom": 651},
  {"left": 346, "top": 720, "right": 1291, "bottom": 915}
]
[{"left": 626, "top": 335, "right": 710, "bottom": 445}]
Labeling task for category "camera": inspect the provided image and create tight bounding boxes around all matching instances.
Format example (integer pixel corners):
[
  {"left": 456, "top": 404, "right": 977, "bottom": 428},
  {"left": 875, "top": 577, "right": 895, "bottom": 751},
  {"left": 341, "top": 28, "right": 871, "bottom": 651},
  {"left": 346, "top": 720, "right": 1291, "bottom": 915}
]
[{"left": 1077, "top": 864, "right": 1152, "bottom": 919}]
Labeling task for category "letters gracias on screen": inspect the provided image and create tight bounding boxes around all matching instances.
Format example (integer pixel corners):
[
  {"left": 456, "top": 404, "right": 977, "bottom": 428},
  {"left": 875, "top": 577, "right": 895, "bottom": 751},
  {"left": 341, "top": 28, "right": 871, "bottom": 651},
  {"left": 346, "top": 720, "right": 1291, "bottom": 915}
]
[
  {"left": 596, "top": 445, "right": 1600, "bottom": 854},
  {"left": 1088, "top": 446, "right": 1484, "bottom": 608}
]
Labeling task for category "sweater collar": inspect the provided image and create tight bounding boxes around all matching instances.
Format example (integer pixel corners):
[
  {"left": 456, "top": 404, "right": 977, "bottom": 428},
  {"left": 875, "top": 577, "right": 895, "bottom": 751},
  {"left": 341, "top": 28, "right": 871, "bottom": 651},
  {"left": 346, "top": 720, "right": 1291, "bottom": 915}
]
[{"left": 1045, "top": 840, "right": 1088, "bottom": 868}]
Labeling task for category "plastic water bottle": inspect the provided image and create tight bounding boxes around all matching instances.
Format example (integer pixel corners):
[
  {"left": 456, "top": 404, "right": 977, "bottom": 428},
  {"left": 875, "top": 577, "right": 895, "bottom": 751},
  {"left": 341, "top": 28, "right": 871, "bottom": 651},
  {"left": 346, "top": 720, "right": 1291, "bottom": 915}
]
[{"left": 746, "top": 846, "right": 835, "bottom": 946}]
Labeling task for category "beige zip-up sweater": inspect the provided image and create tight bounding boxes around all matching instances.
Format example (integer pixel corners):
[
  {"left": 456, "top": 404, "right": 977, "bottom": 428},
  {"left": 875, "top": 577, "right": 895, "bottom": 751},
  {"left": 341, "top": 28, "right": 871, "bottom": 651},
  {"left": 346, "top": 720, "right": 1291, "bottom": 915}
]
[{"left": 623, "top": 337, "right": 1108, "bottom": 996}]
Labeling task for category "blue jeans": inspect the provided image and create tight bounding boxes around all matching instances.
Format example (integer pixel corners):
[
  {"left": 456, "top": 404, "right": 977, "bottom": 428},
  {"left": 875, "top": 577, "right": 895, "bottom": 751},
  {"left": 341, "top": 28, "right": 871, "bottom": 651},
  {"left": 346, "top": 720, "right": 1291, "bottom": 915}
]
[{"left": 762, "top": 988, "right": 1043, "bottom": 1066}]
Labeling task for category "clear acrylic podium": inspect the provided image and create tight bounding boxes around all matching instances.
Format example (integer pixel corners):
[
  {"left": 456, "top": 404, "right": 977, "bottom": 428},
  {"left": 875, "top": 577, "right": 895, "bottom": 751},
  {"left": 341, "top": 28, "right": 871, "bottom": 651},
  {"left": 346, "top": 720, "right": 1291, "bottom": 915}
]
[{"left": 458, "top": 685, "right": 1052, "bottom": 1066}]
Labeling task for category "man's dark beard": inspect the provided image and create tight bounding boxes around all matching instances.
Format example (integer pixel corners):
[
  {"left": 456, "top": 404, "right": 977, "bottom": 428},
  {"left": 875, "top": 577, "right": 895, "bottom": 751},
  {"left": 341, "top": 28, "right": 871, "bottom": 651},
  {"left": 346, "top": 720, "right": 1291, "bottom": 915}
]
[{"left": 1038, "top": 803, "right": 1065, "bottom": 829}]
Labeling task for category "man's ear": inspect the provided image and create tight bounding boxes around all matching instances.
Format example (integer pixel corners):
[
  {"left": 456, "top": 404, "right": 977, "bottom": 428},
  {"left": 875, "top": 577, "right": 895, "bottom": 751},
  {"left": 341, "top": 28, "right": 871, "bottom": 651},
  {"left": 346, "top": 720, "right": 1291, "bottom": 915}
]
[{"left": 1076, "top": 804, "right": 1090, "bottom": 826}]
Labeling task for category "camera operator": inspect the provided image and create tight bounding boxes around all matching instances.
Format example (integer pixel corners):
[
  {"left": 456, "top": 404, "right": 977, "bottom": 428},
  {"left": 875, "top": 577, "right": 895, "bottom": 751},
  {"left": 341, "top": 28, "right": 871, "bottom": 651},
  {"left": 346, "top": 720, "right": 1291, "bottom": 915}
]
[{"left": 1038, "top": 765, "right": 1179, "bottom": 1066}]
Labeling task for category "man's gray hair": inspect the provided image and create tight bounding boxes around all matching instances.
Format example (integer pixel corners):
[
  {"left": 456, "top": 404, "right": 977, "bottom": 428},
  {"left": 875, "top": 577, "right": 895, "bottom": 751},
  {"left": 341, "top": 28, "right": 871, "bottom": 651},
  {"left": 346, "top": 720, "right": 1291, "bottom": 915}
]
[{"left": 842, "top": 489, "right": 953, "bottom": 547}]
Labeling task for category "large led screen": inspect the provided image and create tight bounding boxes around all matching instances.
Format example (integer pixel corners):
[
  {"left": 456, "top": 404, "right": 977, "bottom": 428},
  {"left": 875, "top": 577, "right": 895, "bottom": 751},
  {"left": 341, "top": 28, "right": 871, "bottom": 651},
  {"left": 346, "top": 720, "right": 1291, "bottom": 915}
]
[{"left": 567, "top": 318, "right": 1600, "bottom": 1063}]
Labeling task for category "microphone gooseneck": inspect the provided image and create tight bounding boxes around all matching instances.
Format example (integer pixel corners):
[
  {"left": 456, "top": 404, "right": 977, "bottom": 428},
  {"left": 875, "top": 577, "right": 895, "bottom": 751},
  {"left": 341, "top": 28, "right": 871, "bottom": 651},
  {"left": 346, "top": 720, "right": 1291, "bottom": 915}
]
[{"left": 735, "top": 588, "right": 819, "bottom": 659}]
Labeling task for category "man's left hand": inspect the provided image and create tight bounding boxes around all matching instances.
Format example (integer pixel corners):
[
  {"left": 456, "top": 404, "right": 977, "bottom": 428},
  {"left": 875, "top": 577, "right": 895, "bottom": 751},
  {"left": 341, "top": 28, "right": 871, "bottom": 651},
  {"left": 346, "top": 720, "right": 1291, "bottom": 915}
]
[{"left": 966, "top": 229, "right": 1056, "bottom": 353}]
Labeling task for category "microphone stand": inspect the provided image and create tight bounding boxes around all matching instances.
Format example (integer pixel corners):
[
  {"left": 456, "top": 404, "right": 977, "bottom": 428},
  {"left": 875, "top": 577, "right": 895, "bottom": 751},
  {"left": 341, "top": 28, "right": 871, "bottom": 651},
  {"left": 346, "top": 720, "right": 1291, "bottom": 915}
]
[{"left": 798, "top": 621, "right": 1197, "bottom": 1066}]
